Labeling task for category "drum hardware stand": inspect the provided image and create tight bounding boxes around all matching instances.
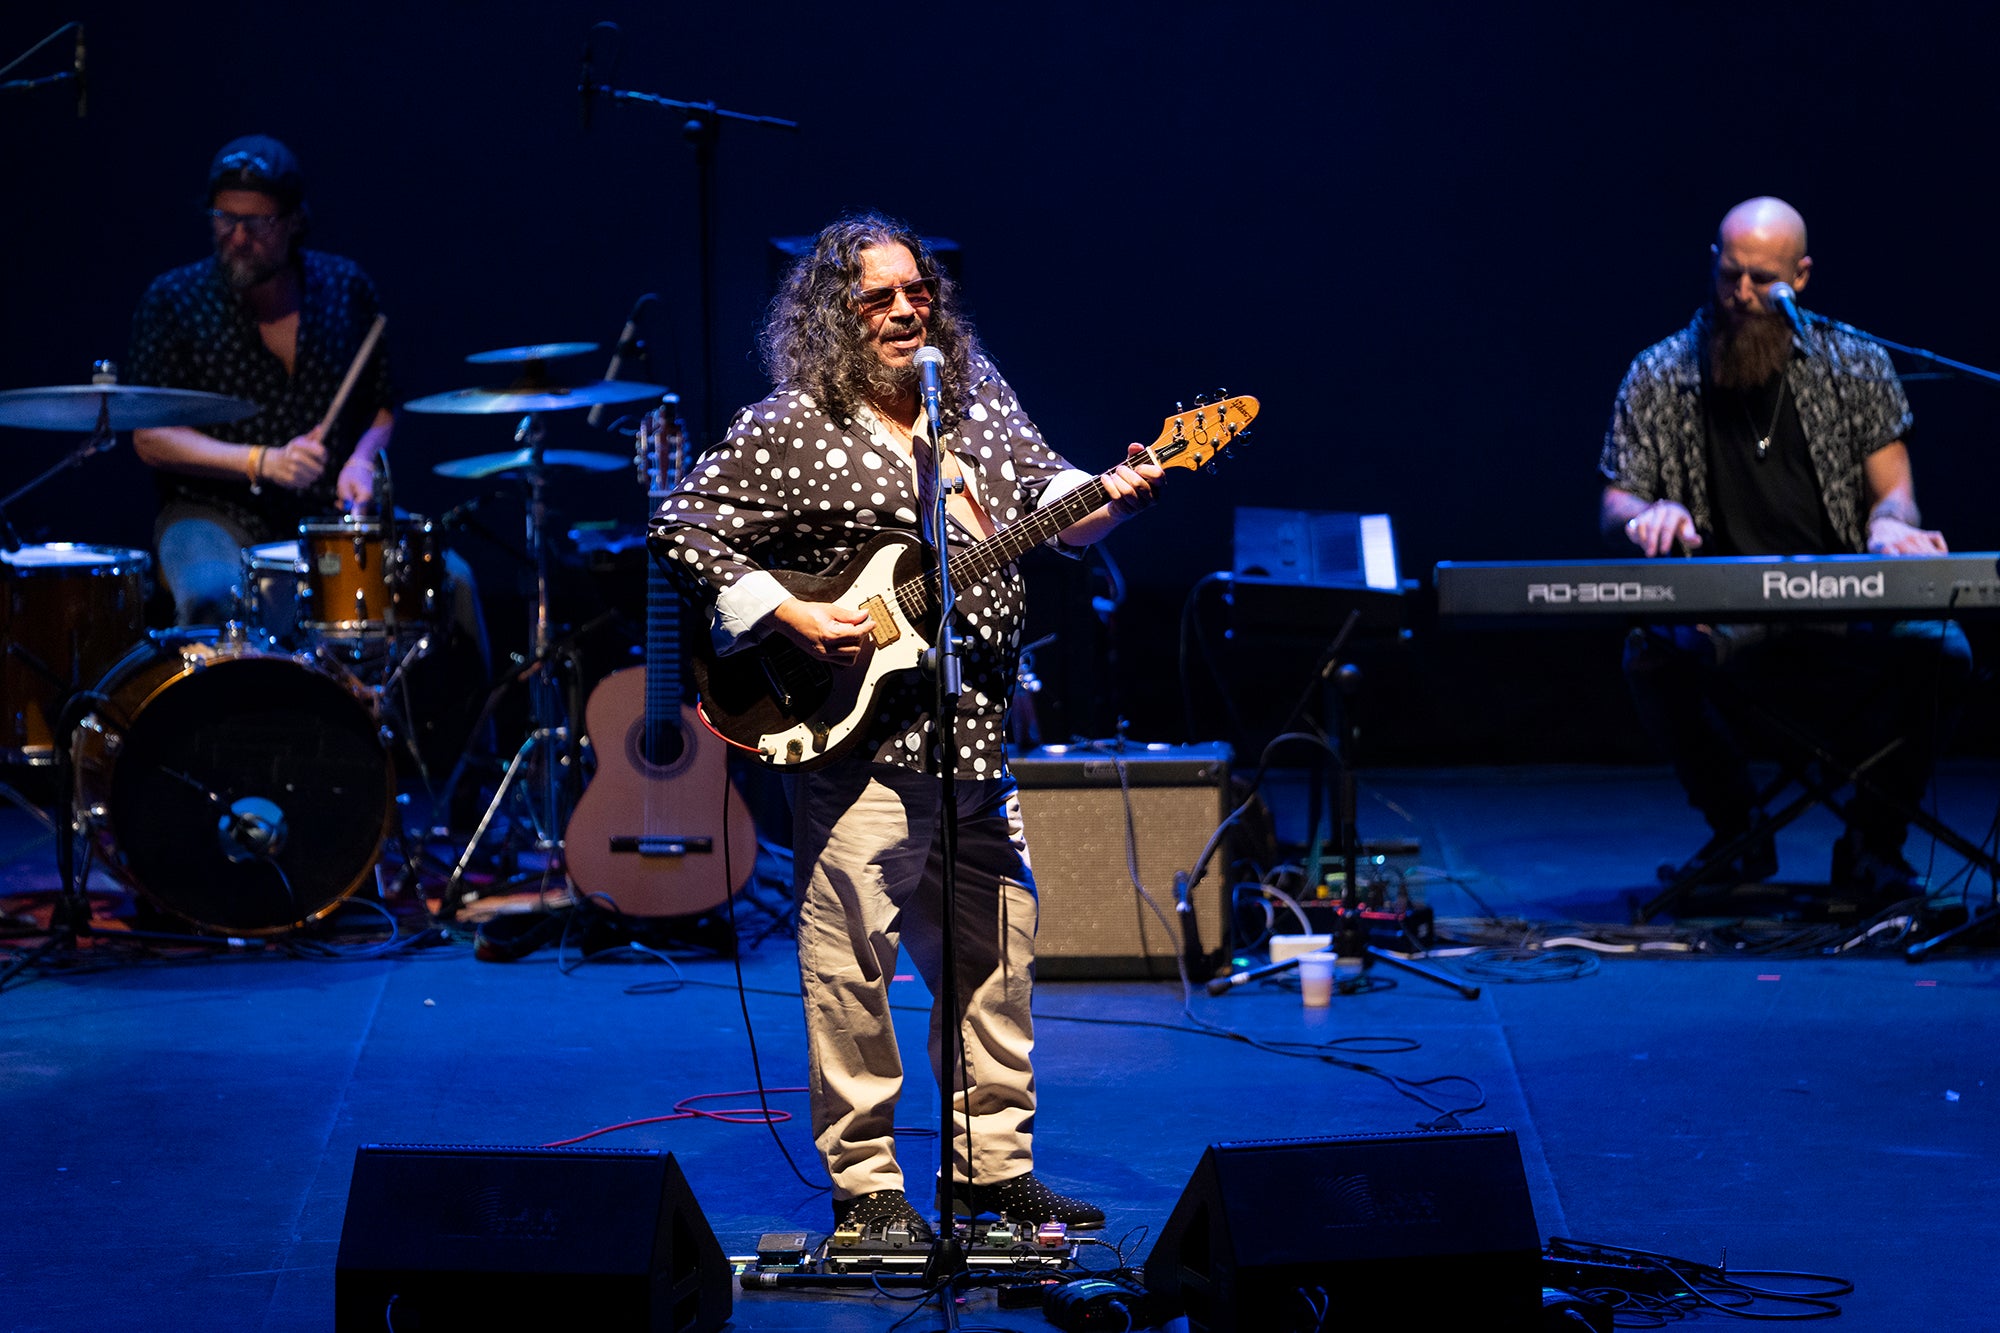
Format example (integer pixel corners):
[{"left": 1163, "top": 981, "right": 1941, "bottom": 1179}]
[
  {"left": 0, "top": 695, "right": 234, "bottom": 990},
  {"left": 435, "top": 417, "right": 592, "bottom": 916},
  {"left": 0, "top": 361, "right": 120, "bottom": 551}
]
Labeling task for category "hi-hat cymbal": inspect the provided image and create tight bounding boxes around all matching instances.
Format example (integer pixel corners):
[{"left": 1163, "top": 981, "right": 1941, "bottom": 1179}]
[
  {"left": 465, "top": 342, "right": 599, "bottom": 366},
  {"left": 0, "top": 383, "right": 259, "bottom": 432},
  {"left": 402, "top": 380, "right": 672, "bottom": 416},
  {"left": 432, "top": 448, "right": 630, "bottom": 480}
]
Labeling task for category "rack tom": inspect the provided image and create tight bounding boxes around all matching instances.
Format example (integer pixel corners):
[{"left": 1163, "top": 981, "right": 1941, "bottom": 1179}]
[{"left": 297, "top": 515, "right": 442, "bottom": 645}]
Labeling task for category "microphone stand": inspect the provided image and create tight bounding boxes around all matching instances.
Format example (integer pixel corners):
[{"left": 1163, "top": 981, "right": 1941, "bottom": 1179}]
[
  {"left": 577, "top": 70, "right": 798, "bottom": 446},
  {"left": 1796, "top": 309, "right": 2000, "bottom": 957},
  {"left": 1801, "top": 310, "right": 2000, "bottom": 387},
  {"left": 915, "top": 395, "right": 971, "bottom": 1290}
]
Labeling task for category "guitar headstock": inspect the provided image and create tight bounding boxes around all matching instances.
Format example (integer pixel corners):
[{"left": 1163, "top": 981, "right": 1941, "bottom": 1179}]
[
  {"left": 1147, "top": 392, "right": 1258, "bottom": 472},
  {"left": 636, "top": 401, "right": 692, "bottom": 496}
]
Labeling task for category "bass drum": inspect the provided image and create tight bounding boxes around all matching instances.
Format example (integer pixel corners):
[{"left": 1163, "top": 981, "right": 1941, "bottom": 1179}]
[{"left": 74, "top": 632, "right": 395, "bottom": 935}]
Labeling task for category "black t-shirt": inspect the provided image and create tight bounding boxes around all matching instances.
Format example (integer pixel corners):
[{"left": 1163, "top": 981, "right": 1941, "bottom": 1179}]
[{"left": 1702, "top": 371, "right": 1843, "bottom": 556}]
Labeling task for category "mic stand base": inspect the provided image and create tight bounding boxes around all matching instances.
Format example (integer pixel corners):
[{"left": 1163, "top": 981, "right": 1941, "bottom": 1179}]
[{"left": 1358, "top": 944, "right": 1480, "bottom": 999}]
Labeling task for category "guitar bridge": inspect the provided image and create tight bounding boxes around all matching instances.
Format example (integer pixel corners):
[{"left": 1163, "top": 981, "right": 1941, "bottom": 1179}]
[{"left": 609, "top": 836, "right": 714, "bottom": 857}]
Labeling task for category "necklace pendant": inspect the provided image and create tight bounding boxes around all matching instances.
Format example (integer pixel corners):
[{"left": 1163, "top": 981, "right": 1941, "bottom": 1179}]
[{"left": 1755, "top": 436, "right": 1771, "bottom": 459}]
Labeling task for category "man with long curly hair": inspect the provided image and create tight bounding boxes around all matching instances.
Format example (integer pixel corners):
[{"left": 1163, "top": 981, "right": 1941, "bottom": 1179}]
[{"left": 651, "top": 212, "right": 1161, "bottom": 1240}]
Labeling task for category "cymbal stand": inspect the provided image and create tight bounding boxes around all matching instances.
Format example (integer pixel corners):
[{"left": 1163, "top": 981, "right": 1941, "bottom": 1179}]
[
  {"left": 0, "top": 362, "right": 118, "bottom": 551},
  {"left": 440, "top": 413, "right": 582, "bottom": 915}
]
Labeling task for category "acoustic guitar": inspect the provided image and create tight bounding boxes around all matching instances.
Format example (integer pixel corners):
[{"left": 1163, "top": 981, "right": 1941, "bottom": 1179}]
[
  {"left": 565, "top": 405, "right": 756, "bottom": 916},
  {"left": 695, "top": 394, "right": 1259, "bottom": 770}
]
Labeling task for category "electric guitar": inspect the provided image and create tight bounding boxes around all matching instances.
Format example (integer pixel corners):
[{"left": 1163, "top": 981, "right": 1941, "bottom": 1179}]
[
  {"left": 565, "top": 405, "right": 756, "bottom": 916},
  {"left": 696, "top": 394, "right": 1259, "bottom": 770}
]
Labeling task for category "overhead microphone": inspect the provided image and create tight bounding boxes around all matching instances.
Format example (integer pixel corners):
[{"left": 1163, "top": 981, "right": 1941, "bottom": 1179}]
[
  {"left": 587, "top": 293, "right": 655, "bottom": 427},
  {"left": 1767, "top": 281, "right": 1811, "bottom": 342},
  {"left": 73, "top": 22, "right": 85, "bottom": 118}
]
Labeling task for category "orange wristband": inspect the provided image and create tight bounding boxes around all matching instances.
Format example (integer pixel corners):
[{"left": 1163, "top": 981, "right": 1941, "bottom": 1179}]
[{"left": 247, "top": 445, "right": 265, "bottom": 494}]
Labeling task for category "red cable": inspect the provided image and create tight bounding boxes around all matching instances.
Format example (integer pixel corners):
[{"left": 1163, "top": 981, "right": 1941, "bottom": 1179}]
[
  {"left": 541, "top": 1086, "right": 807, "bottom": 1148},
  {"left": 695, "top": 700, "right": 766, "bottom": 754}
]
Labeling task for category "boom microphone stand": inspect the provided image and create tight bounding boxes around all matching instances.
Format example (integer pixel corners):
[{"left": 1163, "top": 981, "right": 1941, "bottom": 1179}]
[
  {"left": 1791, "top": 306, "right": 2000, "bottom": 959},
  {"left": 577, "top": 25, "right": 798, "bottom": 445}
]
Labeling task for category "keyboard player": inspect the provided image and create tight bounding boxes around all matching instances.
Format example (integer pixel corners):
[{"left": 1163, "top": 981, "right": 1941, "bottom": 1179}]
[{"left": 1598, "top": 196, "right": 1971, "bottom": 902}]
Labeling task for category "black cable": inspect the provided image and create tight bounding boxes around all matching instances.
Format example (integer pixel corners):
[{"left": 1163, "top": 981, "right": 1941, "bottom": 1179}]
[
  {"left": 1177, "top": 572, "right": 1241, "bottom": 743},
  {"left": 718, "top": 761, "right": 827, "bottom": 1195}
]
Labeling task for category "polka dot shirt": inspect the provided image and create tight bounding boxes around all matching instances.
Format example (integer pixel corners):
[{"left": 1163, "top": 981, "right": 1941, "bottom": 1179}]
[
  {"left": 649, "top": 355, "right": 1084, "bottom": 778},
  {"left": 126, "top": 250, "right": 393, "bottom": 542}
]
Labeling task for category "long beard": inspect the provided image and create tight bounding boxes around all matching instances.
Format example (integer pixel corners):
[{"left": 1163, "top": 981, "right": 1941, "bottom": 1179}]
[{"left": 1709, "top": 307, "right": 1794, "bottom": 388}]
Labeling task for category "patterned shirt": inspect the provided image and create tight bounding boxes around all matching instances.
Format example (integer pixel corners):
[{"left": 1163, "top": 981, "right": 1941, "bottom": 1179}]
[
  {"left": 648, "top": 355, "right": 1087, "bottom": 778},
  {"left": 1599, "top": 309, "right": 1911, "bottom": 553},
  {"left": 127, "top": 250, "right": 393, "bottom": 541}
]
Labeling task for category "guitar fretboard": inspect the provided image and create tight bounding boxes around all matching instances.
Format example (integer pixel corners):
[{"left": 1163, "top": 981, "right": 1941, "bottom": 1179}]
[{"left": 890, "top": 473, "right": 1115, "bottom": 619}]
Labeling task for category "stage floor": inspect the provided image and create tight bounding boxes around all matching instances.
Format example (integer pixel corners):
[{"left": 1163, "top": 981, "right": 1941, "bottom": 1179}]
[{"left": 2, "top": 762, "right": 1996, "bottom": 1330}]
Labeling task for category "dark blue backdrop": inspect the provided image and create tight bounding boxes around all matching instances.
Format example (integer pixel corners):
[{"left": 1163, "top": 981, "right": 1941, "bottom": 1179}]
[{"left": 5, "top": 1, "right": 1997, "bottom": 756}]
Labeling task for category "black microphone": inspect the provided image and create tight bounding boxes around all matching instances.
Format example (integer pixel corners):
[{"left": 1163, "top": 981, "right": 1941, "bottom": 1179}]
[
  {"left": 914, "top": 345, "right": 944, "bottom": 435},
  {"left": 587, "top": 294, "right": 654, "bottom": 427},
  {"left": 579, "top": 33, "right": 595, "bottom": 131},
  {"left": 73, "top": 22, "right": 85, "bottom": 118},
  {"left": 1767, "top": 281, "right": 1810, "bottom": 341}
]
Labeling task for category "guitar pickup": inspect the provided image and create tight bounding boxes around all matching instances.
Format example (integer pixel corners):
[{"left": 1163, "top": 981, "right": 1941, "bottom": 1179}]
[
  {"left": 609, "top": 836, "right": 714, "bottom": 857},
  {"left": 860, "top": 595, "right": 899, "bottom": 647}
]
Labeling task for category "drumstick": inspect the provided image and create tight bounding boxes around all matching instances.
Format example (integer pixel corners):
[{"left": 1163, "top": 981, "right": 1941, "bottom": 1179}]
[{"left": 316, "top": 314, "right": 387, "bottom": 436}]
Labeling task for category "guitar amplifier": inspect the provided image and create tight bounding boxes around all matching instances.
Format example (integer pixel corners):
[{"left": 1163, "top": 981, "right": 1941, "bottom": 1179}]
[{"left": 1012, "top": 743, "right": 1232, "bottom": 979}]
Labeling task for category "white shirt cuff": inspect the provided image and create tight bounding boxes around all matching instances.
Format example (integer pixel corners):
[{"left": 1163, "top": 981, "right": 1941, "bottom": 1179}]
[
  {"left": 711, "top": 570, "right": 790, "bottom": 656},
  {"left": 1040, "top": 468, "right": 1097, "bottom": 555}
]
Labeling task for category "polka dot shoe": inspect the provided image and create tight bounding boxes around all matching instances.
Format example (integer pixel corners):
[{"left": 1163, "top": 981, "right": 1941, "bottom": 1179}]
[{"left": 943, "top": 1172, "right": 1105, "bottom": 1230}]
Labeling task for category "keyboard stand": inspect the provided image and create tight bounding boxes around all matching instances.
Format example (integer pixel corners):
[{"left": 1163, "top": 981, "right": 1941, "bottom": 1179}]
[{"left": 1634, "top": 643, "right": 2000, "bottom": 925}]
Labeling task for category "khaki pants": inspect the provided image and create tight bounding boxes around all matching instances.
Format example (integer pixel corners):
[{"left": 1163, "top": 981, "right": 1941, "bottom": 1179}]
[{"left": 791, "top": 759, "right": 1039, "bottom": 1201}]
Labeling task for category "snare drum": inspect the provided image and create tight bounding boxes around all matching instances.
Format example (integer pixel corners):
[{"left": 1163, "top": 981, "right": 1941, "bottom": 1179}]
[
  {"left": 73, "top": 630, "right": 395, "bottom": 935},
  {"left": 297, "top": 515, "right": 443, "bottom": 644},
  {"left": 1, "top": 543, "right": 150, "bottom": 763},
  {"left": 241, "top": 539, "right": 305, "bottom": 643}
]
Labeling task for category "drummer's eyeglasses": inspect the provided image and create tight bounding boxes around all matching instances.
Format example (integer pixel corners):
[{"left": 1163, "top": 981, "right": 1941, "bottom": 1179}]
[
  {"left": 850, "top": 277, "right": 937, "bottom": 314},
  {"left": 207, "top": 208, "right": 289, "bottom": 239}
]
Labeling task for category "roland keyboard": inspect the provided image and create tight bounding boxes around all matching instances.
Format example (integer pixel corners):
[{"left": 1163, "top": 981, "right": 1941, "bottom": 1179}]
[{"left": 1434, "top": 553, "right": 2000, "bottom": 623}]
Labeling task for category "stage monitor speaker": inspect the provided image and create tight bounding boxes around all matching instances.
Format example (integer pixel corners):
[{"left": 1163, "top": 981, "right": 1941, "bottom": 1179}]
[
  {"left": 1012, "top": 743, "right": 1231, "bottom": 979},
  {"left": 334, "top": 1143, "right": 730, "bottom": 1333},
  {"left": 1143, "top": 1128, "right": 1542, "bottom": 1333}
]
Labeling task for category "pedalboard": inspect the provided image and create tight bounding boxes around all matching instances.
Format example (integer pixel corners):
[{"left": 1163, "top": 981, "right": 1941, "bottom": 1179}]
[{"left": 734, "top": 1217, "right": 1077, "bottom": 1288}]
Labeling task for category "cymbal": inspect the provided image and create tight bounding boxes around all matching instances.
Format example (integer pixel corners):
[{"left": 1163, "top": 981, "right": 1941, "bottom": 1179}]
[
  {"left": 465, "top": 341, "right": 599, "bottom": 366},
  {"left": 432, "top": 448, "right": 630, "bottom": 480},
  {"left": 402, "top": 380, "right": 672, "bottom": 416},
  {"left": 0, "top": 383, "right": 259, "bottom": 432}
]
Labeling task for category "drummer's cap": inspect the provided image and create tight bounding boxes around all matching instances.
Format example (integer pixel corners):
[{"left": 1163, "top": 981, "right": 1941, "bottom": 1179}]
[{"left": 208, "top": 135, "right": 305, "bottom": 210}]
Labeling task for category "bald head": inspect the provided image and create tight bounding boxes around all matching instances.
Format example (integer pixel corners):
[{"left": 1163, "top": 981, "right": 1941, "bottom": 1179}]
[
  {"left": 1718, "top": 196, "right": 1808, "bottom": 267},
  {"left": 1711, "top": 195, "right": 1813, "bottom": 327}
]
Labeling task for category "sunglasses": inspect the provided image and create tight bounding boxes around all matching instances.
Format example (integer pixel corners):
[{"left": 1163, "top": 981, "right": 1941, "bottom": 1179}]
[{"left": 850, "top": 277, "right": 937, "bottom": 314}]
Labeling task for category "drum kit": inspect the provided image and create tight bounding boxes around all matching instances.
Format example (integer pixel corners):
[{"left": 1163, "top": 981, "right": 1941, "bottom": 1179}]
[{"left": 0, "top": 344, "right": 671, "bottom": 958}]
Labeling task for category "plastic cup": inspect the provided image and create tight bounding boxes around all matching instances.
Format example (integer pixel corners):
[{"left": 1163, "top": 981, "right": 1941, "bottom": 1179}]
[{"left": 1298, "top": 954, "right": 1334, "bottom": 1007}]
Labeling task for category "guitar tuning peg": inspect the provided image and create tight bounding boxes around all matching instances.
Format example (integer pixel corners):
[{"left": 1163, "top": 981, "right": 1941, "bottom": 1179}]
[
  {"left": 1214, "top": 387, "right": 1228, "bottom": 402},
  {"left": 1192, "top": 391, "right": 1210, "bottom": 407}
]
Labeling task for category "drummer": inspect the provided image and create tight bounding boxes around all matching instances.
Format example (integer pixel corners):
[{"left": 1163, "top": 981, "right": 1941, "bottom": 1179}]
[{"left": 127, "top": 134, "right": 393, "bottom": 628}]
